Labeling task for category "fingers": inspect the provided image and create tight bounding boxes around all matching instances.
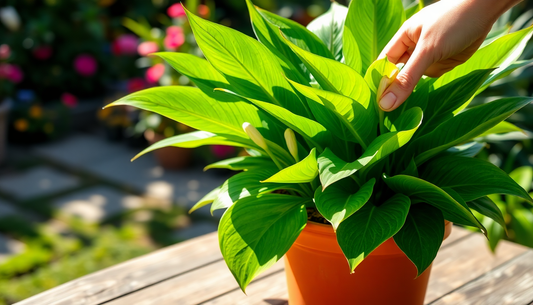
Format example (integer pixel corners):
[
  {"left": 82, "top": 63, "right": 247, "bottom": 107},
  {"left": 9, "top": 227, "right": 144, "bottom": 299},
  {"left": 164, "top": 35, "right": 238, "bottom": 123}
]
[
  {"left": 379, "top": 46, "right": 433, "bottom": 112},
  {"left": 379, "top": 26, "right": 415, "bottom": 63}
]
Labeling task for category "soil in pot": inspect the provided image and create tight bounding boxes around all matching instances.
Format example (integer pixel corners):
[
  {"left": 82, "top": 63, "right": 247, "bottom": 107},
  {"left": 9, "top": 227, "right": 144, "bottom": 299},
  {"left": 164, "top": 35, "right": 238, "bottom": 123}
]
[
  {"left": 144, "top": 130, "right": 193, "bottom": 170},
  {"left": 284, "top": 210, "right": 452, "bottom": 305}
]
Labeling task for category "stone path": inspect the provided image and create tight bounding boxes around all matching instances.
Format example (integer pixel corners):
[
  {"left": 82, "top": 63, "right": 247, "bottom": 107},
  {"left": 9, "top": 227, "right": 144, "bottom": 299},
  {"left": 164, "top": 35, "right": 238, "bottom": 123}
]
[{"left": 0, "top": 132, "right": 231, "bottom": 263}]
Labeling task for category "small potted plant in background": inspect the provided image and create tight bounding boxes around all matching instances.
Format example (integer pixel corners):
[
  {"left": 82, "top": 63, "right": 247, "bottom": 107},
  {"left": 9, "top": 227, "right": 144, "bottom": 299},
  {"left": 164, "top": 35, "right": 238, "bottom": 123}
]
[{"left": 108, "top": 0, "right": 533, "bottom": 304}]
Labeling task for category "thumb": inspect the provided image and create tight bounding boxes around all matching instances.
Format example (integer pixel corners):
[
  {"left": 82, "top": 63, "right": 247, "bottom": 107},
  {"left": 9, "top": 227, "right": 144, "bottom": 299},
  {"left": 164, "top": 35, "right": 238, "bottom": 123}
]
[{"left": 379, "top": 47, "right": 433, "bottom": 112}]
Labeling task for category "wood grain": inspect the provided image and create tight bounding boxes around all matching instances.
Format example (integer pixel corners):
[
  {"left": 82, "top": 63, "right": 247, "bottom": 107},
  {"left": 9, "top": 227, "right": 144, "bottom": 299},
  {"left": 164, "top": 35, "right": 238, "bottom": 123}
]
[
  {"left": 425, "top": 233, "right": 528, "bottom": 303},
  {"left": 431, "top": 251, "right": 533, "bottom": 305},
  {"left": 17, "top": 232, "right": 221, "bottom": 305},
  {"left": 107, "top": 259, "right": 285, "bottom": 305}
]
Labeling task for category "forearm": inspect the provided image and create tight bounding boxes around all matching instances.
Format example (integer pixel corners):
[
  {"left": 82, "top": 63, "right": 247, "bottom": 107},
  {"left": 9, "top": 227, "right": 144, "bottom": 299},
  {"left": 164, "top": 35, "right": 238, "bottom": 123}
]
[{"left": 468, "top": 0, "right": 523, "bottom": 23}]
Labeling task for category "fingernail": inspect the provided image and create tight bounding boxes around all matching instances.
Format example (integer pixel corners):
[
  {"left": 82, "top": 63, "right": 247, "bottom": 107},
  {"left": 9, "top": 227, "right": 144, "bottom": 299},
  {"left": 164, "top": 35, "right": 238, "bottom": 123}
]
[{"left": 380, "top": 92, "right": 397, "bottom": 110}]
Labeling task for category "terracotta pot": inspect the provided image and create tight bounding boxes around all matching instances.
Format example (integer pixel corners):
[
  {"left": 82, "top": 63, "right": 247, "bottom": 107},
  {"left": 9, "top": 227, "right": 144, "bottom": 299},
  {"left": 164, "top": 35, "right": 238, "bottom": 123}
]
[
  {"left": 144, "top": 130, "right": 193, "bottom": 170},
  {"left": 285, "top": 220, "right": 453, "bottom": 305}
]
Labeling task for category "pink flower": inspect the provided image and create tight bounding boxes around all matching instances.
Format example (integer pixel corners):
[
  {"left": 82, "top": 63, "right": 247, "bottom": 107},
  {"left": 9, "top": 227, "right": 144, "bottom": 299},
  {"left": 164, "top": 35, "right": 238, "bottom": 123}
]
[
  {"left": 127, "top": 77, "right": 146, "bottom": 93},
  {"left": 145, "top": 63, "right": 165, "bottom": 83},
  {"left": 0, "top": 44, "right": 10, "bottom": 59},
  {"left": 112, "top": 34, "right": 138, "bottom": 56},
  {"left": 211, "top": 145, "right": 236, "bottom": 159},
  {"left": 137, "top": 41, "right": 159, "bottom": 57},
  {"left": 164, "top": 26, "right": 185, "bottom": 51},
  {"left": 61, "top": 93, "right": 78, "bottom": 108},
  {"left": 73, "top": 54, "right": 97, "bottom": 77},
  {"left": 0, "top": 63, "right": 23, "bottom": 83},
  {"left": 33, "top": 45, "right": 53, "bottom": 60},
  {"left": 167, "top": 3, "right": 186, "bottom": 18}
]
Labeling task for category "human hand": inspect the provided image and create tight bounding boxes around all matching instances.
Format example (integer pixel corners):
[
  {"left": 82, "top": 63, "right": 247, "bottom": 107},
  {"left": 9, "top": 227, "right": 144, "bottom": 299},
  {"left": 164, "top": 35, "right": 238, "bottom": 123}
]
[{"left": 378, "top": 0, "right": 521, "bottom": 112}]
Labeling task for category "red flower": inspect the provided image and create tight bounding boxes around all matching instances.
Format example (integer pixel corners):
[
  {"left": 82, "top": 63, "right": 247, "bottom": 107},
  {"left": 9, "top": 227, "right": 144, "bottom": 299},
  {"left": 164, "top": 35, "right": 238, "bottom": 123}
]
[
  {"left": 127, "top": 78, "right": 146, "bottom": 93},
  {"left": 61, "top": 93, "right": 78, "bottom": 108},
  {"left": 33, "top": 45, "right": 53, "bottom": 60},
  {"left": 145, "top": 63, "right": 165, "bottom": 83},
  {"left": 0, "top": 44, "right": 10, "bottom": 59},
  {"left": 112, "top": 34, "right": 139, "bottom": 56},
  {"left": 0, "top": 63, "right": 23, "bottom": 83},
  {"left": 138, "top": 41, "right": 159, "bottom": 57},
  {"left": 167, "top": 3, "right": 186, "bottom": 18},
  {"left": 211, "top": 145, "right": 236, "bottom": 159},
  {"left": 73, "top": 54, "right": 97, "bottom": 77},
  {"left": 164, "top": 26, "right": 185, "bottom": 51}
]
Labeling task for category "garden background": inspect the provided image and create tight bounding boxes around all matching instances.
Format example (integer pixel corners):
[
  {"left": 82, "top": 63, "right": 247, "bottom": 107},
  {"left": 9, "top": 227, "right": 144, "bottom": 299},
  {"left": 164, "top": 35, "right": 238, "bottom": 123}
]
[{"left": 0, "top": 0, "right": 533, "bottom": 303}]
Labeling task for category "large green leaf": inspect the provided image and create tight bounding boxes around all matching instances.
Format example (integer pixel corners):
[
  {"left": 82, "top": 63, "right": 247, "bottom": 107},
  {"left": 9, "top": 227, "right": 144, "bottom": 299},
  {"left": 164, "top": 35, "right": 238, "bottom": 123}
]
[
  {"left": 211, "top": 167, "right": 299, "bottom": 213},
  {"left": 344, "top": 0, "right": 405, "bottom": 74},
  {"left": 393, "top": 203, "right": 444, "bottom": 276},
  {"left": 155, "top": 52, "right": 229, "bottom": 93},
  {"left": 307, "top": 2, "right": 348, "bottom": 62},
  {"left": 468, "top": 197, "right": 507, "bottom": 232},
  {"left": 289, "top": 80, "right": 375, "bottom": 148},
  {"left": 185, "top": 8, "right": 311, "bottom": 118},
  {"left": 422, "top": 156, "right": 532, "bottom": 203},
  {"left": 318, "top": 107, "right": 422, "bottom": 188},
  {"left": 511, "top": 208, "right": 533, "bottom": 248},
  {"left": 412, "top": 97, "right": 533, "bottom": 164},
  {"left": 337, "top": 194, "right": 410, "bottom": 272},
  {"left": 204, "top": 156, "right": 273, "bottom": 171},
  {"left": 132, "top": 131, "right": 247, "bottom": 162},
  {"left": 284, "top": 39, "right": 372, "bottom": 104},
  {"left": 108, "top": 86, "right": 292, "bottom": 164},
  {"left": 246, "top": 0, "right": 333, "bottom": 83},
  {"left": 434, "top": 27, "right": 533, "bottom": 89},
  {"left": 315, "top": 178, "right": 375, "bottom": 230},
  {"left": 263, "top": 148, "right": 318, "bottom": 183},
  {"left": 189, "top": 186, "right": 220, "bottom": 214},
  {"left": 383, "top": 174, "right": 484, "bottom": 230},
  {"left": 478, "top": 121, "right": 523, "bottom": 138},
  {"left": 219, "top": 194, "right": 308, "bottom": 291},
  {"left": 421, "top": 69, "right": 494, "bottom": 131}
]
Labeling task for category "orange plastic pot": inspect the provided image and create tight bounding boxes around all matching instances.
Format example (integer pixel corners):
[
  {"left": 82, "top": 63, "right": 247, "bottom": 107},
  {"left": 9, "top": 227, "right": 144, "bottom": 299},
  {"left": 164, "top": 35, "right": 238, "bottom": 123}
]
[{"left": 285, "top": 220, "right": 452, "bottom": 305}]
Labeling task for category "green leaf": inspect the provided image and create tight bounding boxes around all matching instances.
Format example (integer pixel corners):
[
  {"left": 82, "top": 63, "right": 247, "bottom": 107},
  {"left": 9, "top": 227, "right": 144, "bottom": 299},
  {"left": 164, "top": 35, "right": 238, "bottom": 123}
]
[
  {"left": 189, "top": 186, "right": 220, "bottom": 214},
  {"left": 337, "top": 194, "right": 410, "bottom": 272},
  {"left": 288, "top": 80, "right": 375, "bottom": 147},
  {"left": 364, "top": 57, "right": 398, "bottom": 93},
  {"left": 506, "top": 166, "right": 533, "bottom": 208},
  {"left": 434, "top": 27, "right": 533, "bottom": 89},
  {"left": 468, "top": 197, "right": 507, "bottom": 232},
  {"left": 204, "top": 156, "right": 273, "bottom": 171},
  {"left": 263, "top": 148, "right": 318, "bottom": 183},
  {"left": 132, "top": 131, "right": 246, "bottom": 162},
  {"left": 344, "top": 0, "right": 405, "bottom": 74},
  {"left": 383, "top": 174, "right": 484, "bottom": 230},
  {"left": 412, "top": 97, "right": 533, "bottom": 164},
  {"left": 284, "top": 38, "right": 372, "bottom": 104},
  {"left": 318, "top": 107, "right": 422, "bottom": 188},
  {"left": 246, "top": 1, "right": 333, "bottom": 83},
  {"left": 478, "top": 121, "right": 523, "bottom": 138},
  {"left": 405, "top": 0, "right": 422, "bottom": 20},
  {"left": 315, "top": 178, "right": 375, "bottom": 230},
  {"left": 307, "top": 2, "right": 348, "bottom": 62},
  {"left": 511, "top": 208, "right": 533, "bottom": 248},
  {"left": 211, "top": 168, "right": 299, "bottom": 213},
  {"left": 108, "top": 86, "right": 292, "bottom": 165},
  {"left": 478, "top": 59, "right": 533, "bottom": 94},
  {"left": 393, "top": 204, "right": 444, "bottom": 276},
  {"left": 220, "top": 90, "right": 331, "bottom": 151},
  {"left": 443, "top": 142, "right": 486, "bottom": 158},
  {"left": 422, "top": 69, "right": 494, "bottom": 130},
  {"left": 422, "top": 156, "right": 533, "bottom": 203},
  {"left": 155, "top": 52, "right": 230, "bottom": 93},
  {"left": 185, "top": 8, "right": 311, "bottom": 118},
  {"left": 484, "top": 217, "right": 505, "bottom": 252},
  {"left": 219, "top": 194, "right": 308, "bottom": 291}
]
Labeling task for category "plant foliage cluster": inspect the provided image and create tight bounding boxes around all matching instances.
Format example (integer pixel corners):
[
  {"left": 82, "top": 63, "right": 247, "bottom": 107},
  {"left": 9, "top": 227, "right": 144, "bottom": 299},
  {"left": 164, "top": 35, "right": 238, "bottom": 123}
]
[{"left": 110, "top": 0, "right": 533, "bottom": 291}]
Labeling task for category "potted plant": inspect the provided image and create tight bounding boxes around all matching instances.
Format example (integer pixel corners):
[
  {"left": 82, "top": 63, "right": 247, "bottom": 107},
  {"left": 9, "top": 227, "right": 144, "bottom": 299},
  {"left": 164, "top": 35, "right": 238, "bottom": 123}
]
[{"left": 108, "top": 1, "right": 533, "bottom": 304}]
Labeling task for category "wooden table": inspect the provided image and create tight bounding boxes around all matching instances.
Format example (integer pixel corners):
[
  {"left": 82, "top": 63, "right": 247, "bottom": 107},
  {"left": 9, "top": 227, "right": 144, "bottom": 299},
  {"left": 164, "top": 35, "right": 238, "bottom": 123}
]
[{"left": 17, "top": 227, "right": 533, "bottom": 305}]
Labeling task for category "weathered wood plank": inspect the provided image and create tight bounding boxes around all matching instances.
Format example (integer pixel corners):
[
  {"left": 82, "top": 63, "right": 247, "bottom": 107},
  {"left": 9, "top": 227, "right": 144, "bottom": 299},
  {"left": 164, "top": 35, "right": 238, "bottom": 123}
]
[
  {"left": 17, "top": 232, "right": 221, "bottom": 305},
  {"left": 106, "top": 259, "right": 285, "bottom": 305},
  {"left": 430, "top": 251, "right": 533, "bottom": 305},
  {"left": 425, "top": 233, "right": 528, "bottom": 303}
]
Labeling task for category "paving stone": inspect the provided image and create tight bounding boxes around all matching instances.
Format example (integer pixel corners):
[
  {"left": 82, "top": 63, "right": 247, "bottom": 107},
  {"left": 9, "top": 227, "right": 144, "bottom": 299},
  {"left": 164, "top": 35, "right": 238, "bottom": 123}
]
[
  {"left": 52, "top": 186, "right": 144, "bottom": 223},
  {"left": 0, "top": 199, "right": 19, "bottom": 218},
  {"left": 33, "top": 134, "right": 130, "bottom": 168},
  {"left": 173, "top": 221, "right": 218, "bottom": 240},
  {"left": 0, "top": 234, "right": 25, "bottom": 263},
  {"left": 0, "top": 166, "right": 80, "bottom": 200}
]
